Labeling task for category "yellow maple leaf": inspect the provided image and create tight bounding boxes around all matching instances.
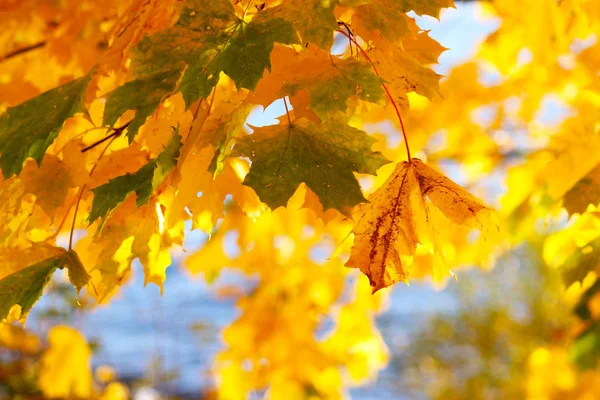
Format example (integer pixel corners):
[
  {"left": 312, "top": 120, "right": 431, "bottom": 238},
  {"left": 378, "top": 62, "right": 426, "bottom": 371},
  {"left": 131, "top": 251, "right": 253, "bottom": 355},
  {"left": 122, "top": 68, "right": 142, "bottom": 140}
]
[{"left": 346, "top": 158, "right": 495, "bottom": 292}]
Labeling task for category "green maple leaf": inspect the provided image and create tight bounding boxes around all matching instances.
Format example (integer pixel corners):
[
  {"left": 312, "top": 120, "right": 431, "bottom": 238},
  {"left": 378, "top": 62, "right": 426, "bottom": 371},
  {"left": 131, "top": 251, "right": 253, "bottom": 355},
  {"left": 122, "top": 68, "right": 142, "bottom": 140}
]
[
  {"left": 0, "top": 249, "right": 88, "bottom": 320},
  {"left": 0, "top": 73, "right": 91, "bottom": 177},
  {"left": 103, "top": 70, "right": 181, "bottom": 142},
  {"left": 132, "top": 0, "right": 298, "bottom": 108},
  {"left": 286, "top": 59, "right": 385, "bottom": 120},
  {"left": 271, "top": 0, "right": 339, "bottom": 49},
  {"left": 233, "top": 117, "right": 389, "bottom": 215},
  {"left": 352, "top": 2, "right": 412, "bottom": 42},
  {"left": 153, "top": 127, "right": 183, "bottom": 187},
  {"left": 89, "top": 129, "right": 182, "bottom": 224}
]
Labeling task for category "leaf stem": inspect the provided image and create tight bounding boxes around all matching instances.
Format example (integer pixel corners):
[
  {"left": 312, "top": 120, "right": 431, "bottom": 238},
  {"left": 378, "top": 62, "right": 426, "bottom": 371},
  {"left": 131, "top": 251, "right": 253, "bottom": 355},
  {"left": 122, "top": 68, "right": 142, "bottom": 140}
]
[
  {"left": 69, "top": 184, "right": 86, "bottom": 250},
  {"left": 82, "top": 121, "right": 131, "bottom": 153},
  {"left": 0, "top": 41, "right": 46, "bottom": 64},
  {"left": 58, "top": 133, "right": 120, "bottom": 246},
  {"left": 336, "top": 29, "right": 412, "bottom": 161},
  {"left": 283, "top": 96, "right": 293, "bottom": 126}
]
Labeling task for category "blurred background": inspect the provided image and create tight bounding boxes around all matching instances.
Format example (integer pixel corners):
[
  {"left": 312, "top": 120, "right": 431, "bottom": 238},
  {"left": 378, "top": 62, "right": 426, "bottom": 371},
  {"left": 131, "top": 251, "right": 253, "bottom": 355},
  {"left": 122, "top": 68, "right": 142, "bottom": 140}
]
[{"left": 2, "top": 0, "right": 599, "bottom": 399}]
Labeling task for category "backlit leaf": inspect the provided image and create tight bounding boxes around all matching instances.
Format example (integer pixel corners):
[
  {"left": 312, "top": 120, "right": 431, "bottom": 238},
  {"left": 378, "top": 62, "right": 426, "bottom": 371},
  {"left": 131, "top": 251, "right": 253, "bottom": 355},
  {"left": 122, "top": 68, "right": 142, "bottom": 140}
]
[
  {"left": 271, "top": 0, "right": 339, "bottom": 49},
  {"left": 132, "top": 0, "right": 298, "bottom": 108},
  {"left": 254, "top": 45, "right": 385, "bottom": 120},
  {"left": 89, "top": 129, "right": 182, "bottom": 224},
  {"left": 234, "top": 117, "right": 389, "bottom": 215},
  {"left": 0, "top": 73, "right": 91, "bottom": 177},
  {"left": 347, "top": 159, "right": 493, "bottom": 292},
  {"left": 102, "top": 70, "right": 181, "bottom": 142},
  {"left": 0, "top": 252, "right": 62, "bottom": 320}
]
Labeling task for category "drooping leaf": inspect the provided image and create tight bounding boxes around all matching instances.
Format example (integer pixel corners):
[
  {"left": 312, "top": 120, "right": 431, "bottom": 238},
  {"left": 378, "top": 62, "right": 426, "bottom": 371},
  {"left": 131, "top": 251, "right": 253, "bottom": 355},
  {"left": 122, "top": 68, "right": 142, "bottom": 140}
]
[
  {"left": 63, "top": 250, "right": 90, "bottom": 294},
  {"left": 0, "top": 247, "right": 89, "bottom": 320},
  {"left": 233, "top": 117, "right": 389, "bottom": 215},
  {"left": 89, "top": 129, "right": 183, "bottom": 224},
  {"left": 0, "top": 253, "right": 63, "bottom": 320},
  {"left": 131, "top": 0, "right": 299, "bottom": 108},
  {"left": 347, "top": 159, "right": 493, "bottom": 292},
  {"left": 102, "top": 69, "right": 181, "bottom": 142},
  {"left": 0, "top": 73, "right": 91, "bottom": 177}
]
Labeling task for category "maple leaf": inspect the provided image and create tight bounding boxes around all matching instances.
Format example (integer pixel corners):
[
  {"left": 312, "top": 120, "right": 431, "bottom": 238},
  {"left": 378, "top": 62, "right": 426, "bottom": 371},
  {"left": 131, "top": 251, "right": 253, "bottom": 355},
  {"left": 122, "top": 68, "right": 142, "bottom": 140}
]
[
  {"left": 372, "top": 42, "right": 442, "bottom": 109},
  {"left": 197, "top": 100, "right": 254, "bottom": 176},
  {"left": 131, "top": 0, "right": 299, "bottom": 108},
  {"left": 350, "top": 0, "right": 454, "bottom": 48},
  {"left": 270, "top": 0, "right": 339, "bottom": 49},
  {"left": 233, "top": 117, "right": 389, "bottom": 215},
  {"left": 0, "top": 248, "right": 89, "bottom": 320},
  {"left": 89, "top": 129, "right": 182, "bottom": 224},
  {"left": 103, "top": 70, "right": 181, "bottom": 142},
  {"left": 346, "top": 159, "right": 493, "bottom": 292},
  {"left": 350, "top": 1, "right": 413, "bottom": 44},
  {"left": 254, "top": 45, "right": 385, "bottom": 120},
  {"left": 0, "top": 73, "right": 91, "bottom": 177},
  {"left": 20, "top": 154, "right": 75, "bottom": 221},
  {"left": 403, "top": 31, "right": 448, "bottom": 65}
]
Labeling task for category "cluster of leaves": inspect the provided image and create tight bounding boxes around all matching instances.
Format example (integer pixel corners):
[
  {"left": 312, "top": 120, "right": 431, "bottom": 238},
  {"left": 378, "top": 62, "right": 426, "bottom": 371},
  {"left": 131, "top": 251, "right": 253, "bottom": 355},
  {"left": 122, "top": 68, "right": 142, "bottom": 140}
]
[
  {"left": 0, "top": 0, "right": 487, "bottom": 317},
  {"left": 0, "top": 0, "right": 494, "bottom": 396},
  {"left": 1, "top": 0, "right": 600, "bottom": 397}
]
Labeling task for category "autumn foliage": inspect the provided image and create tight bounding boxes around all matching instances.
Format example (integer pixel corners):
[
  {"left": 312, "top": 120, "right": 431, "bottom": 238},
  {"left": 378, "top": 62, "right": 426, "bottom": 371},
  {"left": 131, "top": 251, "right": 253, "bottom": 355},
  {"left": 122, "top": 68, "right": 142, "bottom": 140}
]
[{"left": 0, "top": 0, "right": 599, "bottom": 398}]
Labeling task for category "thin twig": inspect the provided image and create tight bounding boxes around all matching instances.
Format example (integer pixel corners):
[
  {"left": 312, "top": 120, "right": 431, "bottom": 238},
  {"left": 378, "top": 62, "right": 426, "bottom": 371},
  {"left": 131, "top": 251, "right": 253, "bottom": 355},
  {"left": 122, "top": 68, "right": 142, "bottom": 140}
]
[
  {"left": 337, "top": 21, "right": 355, "bottom": 57},
  {"left": 283, "top": 96, "right": 293, "bottom": 125},
  {"left": 57, "top": 132, "right": 119, "bottom": 243},
  {"left": 0, "top": 41, "right": 46, "bottom": 64},
  {"left": 82, "top": 121, "right": 131, "bottom": 153},
  {"left": 68, "top": 184, "right": 86, "bottom": 250},
  {"left": 336, "top": 29, "right": 412, "bottom": 161}
]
